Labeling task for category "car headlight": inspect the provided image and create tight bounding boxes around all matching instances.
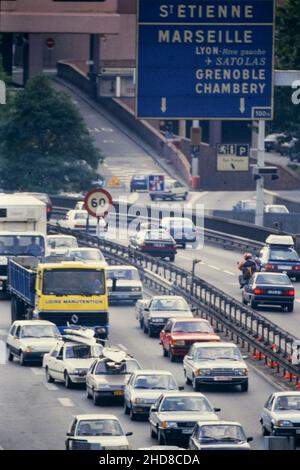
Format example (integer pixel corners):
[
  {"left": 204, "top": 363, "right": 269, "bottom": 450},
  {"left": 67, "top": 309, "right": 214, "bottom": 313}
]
[
  {"left": 162, "top": 421, "right": 178, "bottom": 429},
  {"left": 95, "top": 384, "right": 111, "bottom": 390},
  {"left": 24, "top": 346, "right": 34, "bottom": 353},
  {"left": 134, "top": 398, "right": 148, "bottom": 404},
  {"left": 233, "top": 368, "right": 248, "bottom": 376},
  {"left": 277, "top": 420, "right": 293, "bottom": 427},
  {"left": 194, "top": 368, "right": 211, "bottom": 376},
  {"left": 73, "top": 368, "right": 87, "bottom": 375}
]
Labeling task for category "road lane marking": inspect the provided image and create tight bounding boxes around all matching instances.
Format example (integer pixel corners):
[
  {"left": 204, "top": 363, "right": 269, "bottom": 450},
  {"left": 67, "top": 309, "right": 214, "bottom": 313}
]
[
  {"left": 30, "top": 368, "right": 44, "bottom": 376},
  {"left": 224, "top": 270, "right": 235, "bottom": 276},
  {"left": 44, "top": 383, "right": 59, "bottom": 391},
  {"left": 208, "top": 265, "right": 221, "bottom": 271},
  {"left": 58, "top": 398, "right": 75, "bottom": 407},
  {"left": 118, "top": 344, "right": 128, "bottom": 351}
]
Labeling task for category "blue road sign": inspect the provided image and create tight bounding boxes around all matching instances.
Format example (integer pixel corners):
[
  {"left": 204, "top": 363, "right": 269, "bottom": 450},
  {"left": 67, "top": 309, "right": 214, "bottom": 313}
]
[
  {"left": 148, "top": 175, "right": 165, "bottom": 192},
  {"left": 136, "top": 0, "right": 274, "bottom": 120}
]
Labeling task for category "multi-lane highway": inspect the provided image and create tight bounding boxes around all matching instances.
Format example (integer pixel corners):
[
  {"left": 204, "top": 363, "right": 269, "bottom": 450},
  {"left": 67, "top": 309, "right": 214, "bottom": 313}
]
[{"left": 0, "top": 294, "right": 286, "bottom": 450}]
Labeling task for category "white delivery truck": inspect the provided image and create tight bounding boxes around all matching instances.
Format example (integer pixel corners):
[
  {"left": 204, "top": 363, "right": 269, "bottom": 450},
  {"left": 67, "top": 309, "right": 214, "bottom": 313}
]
[{"left": 0, "top": 194, "right": 47, "bottom": 296}]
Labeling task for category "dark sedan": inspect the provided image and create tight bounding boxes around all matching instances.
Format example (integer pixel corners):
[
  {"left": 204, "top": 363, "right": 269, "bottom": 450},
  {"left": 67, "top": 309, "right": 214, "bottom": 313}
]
[
  {"left": 258, "top": 245, "right": 300, "bottom": 281},
  {"left": 129, "top": 229, "right": 177, "bottom": 261},
  {"left": 130, "top": 176, "right": 148, "bottom": 192},
  {"left": 242, "top": 272, "right": 295, "bottom": 312}
]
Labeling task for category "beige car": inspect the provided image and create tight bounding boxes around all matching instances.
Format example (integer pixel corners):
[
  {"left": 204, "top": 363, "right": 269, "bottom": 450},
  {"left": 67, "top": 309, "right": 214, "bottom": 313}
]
[{"left": 149, "top": 179, "right": 189, "bottom": 201}]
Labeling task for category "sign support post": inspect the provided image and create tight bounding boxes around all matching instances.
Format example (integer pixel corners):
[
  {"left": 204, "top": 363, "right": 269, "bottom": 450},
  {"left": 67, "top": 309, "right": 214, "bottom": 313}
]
[{"left": 255, "top": 120, "right": 266, "bottom": 226}]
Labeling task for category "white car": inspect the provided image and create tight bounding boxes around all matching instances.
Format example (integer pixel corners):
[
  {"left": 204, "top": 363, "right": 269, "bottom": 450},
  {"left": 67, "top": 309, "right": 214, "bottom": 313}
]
[
  {"left": 46, "top": 235, "right": 78, "bottom": 256},
  {"left": 106, "top": 266, "right": 143, "bottom": 303},
  {"left": 124, "top": 369, "right": 180, "bottom": 420},
  {"left": 57, "top": 210, "right": 98, "bottom": 234},
  {"left": 86, "top": 348, "right": 141, "bottom": 405},
  {"left": 66, "top": 414, "right": 132, "bottom": 450},
  {"left": 260, "top": 391, "right": 300, "bottom": 437},
  {"left": 183, "top": 342, "right": 249, "bottom": 392},
  {"left": 43, "top": 336, "right": 103, "bottom": 388},
  {"left": 264, "top": 205, "right": 289, "bottom": 214},
  {"left": 149, "top": 179, "right": 189, "bottom": 201},
  {"left": 66, "top": 247, "right": 107, "bottom": 266},
  {"left": 74, "top": 201, "right": 85, "bottom": 210},
  {"left": 189, "top": 421, "right": 252, "bottom": 450},
  {"left": 7, "top": 320, "right": 60, "bottom": 365}
]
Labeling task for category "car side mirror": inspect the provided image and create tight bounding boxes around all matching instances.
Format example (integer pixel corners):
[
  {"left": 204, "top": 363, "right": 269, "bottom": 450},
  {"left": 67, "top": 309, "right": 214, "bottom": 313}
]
[
  {"left": 191, "top": 307, "right": 197, "bottom": 313},
  {"left": 214, "top": 408, "right": 221, "bottom": 412},
  {"left": 247, "top": 437, "right": 253, "bottom": 443},
  {"left": 126, "top": 432, "right": 133, "bottom": 436},
  {"left": 179, "top": 386, "right": 184, "bottom": 391}
]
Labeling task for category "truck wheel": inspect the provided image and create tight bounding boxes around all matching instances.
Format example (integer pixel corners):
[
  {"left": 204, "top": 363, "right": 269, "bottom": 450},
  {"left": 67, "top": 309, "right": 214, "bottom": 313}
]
[{"left": 45, "top": 367, "right": 55, "bottom": 383}]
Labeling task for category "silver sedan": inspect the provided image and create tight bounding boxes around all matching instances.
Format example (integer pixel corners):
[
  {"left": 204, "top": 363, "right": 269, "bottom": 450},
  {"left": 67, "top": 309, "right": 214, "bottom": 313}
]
[{"left": 260, "top": 392, "right": 300, "bottom": 437}]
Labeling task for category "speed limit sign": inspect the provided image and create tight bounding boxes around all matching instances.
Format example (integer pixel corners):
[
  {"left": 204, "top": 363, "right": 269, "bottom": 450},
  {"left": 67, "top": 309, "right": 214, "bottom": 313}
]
[{"left": 84, "top": 188, "right": 113, "bottom": 218}]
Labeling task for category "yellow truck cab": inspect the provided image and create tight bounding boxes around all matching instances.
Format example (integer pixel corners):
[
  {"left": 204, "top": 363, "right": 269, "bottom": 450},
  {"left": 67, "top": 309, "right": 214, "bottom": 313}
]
[{"left": 8, "top": 257, "right": 109, "bottom": 339}]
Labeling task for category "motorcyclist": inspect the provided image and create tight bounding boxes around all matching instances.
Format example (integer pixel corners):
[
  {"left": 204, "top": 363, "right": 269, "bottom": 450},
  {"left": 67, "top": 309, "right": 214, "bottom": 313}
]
[{"left": 238, "top": 253, "right": 257, "bottom": 288}]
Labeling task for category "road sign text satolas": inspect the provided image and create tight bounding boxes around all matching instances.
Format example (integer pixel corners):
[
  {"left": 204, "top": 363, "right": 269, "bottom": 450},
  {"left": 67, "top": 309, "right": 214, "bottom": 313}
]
[
  {"left": 136, "top": 0, "right": 274, "bottom": 120},
  {"left": 84, "top": 189, "right": 113, "bottom": 218}
]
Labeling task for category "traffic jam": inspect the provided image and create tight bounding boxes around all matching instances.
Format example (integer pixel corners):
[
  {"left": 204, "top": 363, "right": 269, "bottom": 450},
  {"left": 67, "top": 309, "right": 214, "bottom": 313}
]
[{"left": 1, "top": 187, "right": 300, "bottom": 453}]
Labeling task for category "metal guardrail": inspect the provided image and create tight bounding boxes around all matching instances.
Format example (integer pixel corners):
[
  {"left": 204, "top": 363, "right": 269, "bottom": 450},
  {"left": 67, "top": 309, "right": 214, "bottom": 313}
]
[
  {"left": 52, "top": 204, "right": 263, "bottom": 253},
  {"left": 49, "top": 223, "right": 300, "bottom": 387}
]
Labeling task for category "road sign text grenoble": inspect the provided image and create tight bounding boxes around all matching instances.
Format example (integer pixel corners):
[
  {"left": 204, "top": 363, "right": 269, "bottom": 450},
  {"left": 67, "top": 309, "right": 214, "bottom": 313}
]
[{"left": 137, "top": 0, "right": 274, "bottom": 119}]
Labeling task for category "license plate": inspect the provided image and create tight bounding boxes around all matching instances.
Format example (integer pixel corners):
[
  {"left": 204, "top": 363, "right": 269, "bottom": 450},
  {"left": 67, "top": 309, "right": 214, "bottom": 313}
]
[
  {"left": 113, "top": 390, "right": 124, "bottom": 396},
  {"left": 153, "top": 243, "right": 165, "bottom": 247},
  {"left": 267, "top": 290, "right": 282, "bottom": 295},
  {"left": 182, "top": 429, "right": 193, "bottom": 434},
  {"left": 214, "top": 376, "right": 231, "bottom": 381},
  {"left": 280, "top": 266, "right": 291, "bottom": 270}
]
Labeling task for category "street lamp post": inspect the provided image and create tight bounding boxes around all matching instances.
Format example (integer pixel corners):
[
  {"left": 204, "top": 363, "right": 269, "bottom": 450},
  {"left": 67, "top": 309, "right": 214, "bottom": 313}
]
[{"left": 192, "top": 259, "right": 201, "bottom": 296}]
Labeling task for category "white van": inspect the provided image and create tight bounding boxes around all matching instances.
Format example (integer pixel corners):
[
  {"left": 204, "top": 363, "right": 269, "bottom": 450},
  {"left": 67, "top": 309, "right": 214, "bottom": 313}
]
[
  {"left": 0, "top": 194, "right": 47, "bottom": 234},
  {"left": 149, "top": 179, "right": 189, "bottom": 201}
]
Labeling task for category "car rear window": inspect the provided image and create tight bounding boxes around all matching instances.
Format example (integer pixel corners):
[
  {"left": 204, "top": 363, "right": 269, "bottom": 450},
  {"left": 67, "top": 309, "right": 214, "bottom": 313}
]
[
  {"left": 269, "top": 249, "right": 299, "bottom": 262},
  {"left": 256, "top": 274, "right": 290, "bottom": 285}
]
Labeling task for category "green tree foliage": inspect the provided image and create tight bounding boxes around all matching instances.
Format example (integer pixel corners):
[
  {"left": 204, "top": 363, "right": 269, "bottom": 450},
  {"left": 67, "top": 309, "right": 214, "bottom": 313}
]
[
  {"left": 0, "top": 75, "right": 104, "bottom": 192},
  {"left": 269, "top": 0, "right": 300, "bottom": 134}
]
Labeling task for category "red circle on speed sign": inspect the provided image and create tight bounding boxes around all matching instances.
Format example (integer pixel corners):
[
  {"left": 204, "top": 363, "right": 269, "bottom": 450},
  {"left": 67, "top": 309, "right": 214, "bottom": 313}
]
[
  {"left": 84, "top": 188, "right": 113, "bottom": 218},
  {"left": 46, "top": 38, "right": 55, "bottom": 49}
]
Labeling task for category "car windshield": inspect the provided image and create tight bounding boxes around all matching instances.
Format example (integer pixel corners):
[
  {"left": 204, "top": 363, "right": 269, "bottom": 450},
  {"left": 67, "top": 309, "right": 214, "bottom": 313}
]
[
  {"left": 76, "top": 419, "right": 123, "bottom": 437},
  {"left": 48, "top": 237, "right": 77, "bottom": 248},
  {"left": 194, "top": 346, "right": 242, "bottom": 361},
  {"left": 43, "top": 268, "right": 105, "bottom": 295},
  {"left": 0, "top": 235, "right": 45, "bottom": 256},
  {"left": 65, "top": 344, "right": 102, "bottom": 359},
  {"left": 274, "top": 396, "right": 300, "bottom": 411},
  {"left": 107, "top": 269, "right": 140, "bottom": 281},
  {"left": 151, "top": 298, "right": 189, "bottom": 311},
  {"left": 95, "top": 359, "right": 140, "bottom": 375},
  {"left": 198, "top": 425, "right": 246, "bottom": 442},
  {"left": 161, "top": 396, "right": 213, "bottom": 412},
  {"left": 133, "top": 374, "right": 177, "bottom": 390},
  {"left": 173, "top": 321, "right": 213, "bottom": 333},
  {"left": 255, "top": 274, "right": 290, "bottom": 285},
  {"left": 267, "top": 206, "right": 288, "bottom": 213},
  {"left": 269, "top": 249, "right": 299, "bottom": 262},
  {"left": 20, "top": 325, "right": 59, "bottom": 338},
  {"left": 70, "top": 250, "right": 105, "bottom": 262}
]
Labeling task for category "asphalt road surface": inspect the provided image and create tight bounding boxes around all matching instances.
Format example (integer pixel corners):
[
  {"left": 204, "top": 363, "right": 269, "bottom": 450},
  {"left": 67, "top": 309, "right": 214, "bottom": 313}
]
[{"left": 0, "top": 297, "right": 285, "bottom": 450}]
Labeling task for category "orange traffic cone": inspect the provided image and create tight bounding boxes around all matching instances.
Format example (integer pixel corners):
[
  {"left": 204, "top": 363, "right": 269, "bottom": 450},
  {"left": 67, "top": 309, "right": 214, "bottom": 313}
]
[
  {"left": 284, "top": 371, "right": 296, "bottom": 380},
  {"left": 267, "top": 344, "right": 279, "bottom": 369},
  {"left": 252, "top": 349, "right": 265, "bottom": 360}
]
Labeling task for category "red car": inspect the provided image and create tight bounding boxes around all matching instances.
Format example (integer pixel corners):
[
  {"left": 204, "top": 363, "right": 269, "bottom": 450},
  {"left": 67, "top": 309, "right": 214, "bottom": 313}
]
[{"left": 160, "top": 318, "right": 220, "bottom": 362}]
